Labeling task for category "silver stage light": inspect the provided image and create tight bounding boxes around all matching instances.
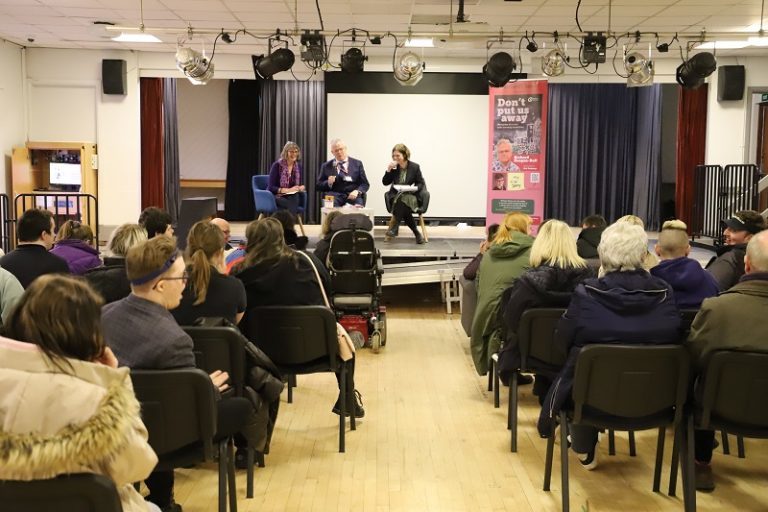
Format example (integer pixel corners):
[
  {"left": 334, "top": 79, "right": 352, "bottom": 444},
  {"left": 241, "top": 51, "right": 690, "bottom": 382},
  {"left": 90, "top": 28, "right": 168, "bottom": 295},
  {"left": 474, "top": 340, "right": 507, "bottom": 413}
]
[
  {"left": 624, "top": 51, "right": 654, "bottom": 87},
  {"left": 393, "top": 51, "right": 424, "bottom": 86},
  {"left": 541, "top": 49, "right": 566, "bottom": 77},
  {"left": 176, "top": 46, "right": 214, "bottom": 85}
]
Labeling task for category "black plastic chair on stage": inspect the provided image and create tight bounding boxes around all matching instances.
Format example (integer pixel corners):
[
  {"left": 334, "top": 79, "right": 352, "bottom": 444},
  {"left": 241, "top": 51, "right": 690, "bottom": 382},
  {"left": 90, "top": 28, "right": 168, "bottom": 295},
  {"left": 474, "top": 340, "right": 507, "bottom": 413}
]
[
  {"left": 384, "top": 187, "right": 431, "bottom": 242},
  {"left": 0, "top": 473, "right": 122, "bottom": 512},
  {"left": 543, "top": 344, "right": 691, "bottom": 512},
  {"left": 245, "top": 305, "right": 356, "bottom": 453}
]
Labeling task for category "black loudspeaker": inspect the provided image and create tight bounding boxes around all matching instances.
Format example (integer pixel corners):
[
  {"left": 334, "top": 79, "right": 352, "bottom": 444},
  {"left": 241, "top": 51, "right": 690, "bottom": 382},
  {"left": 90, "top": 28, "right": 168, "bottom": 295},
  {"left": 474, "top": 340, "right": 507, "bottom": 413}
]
[
  {"left": 102, "top": 59, "right": 127, "bottom": 95},
  {"left": 175, "top": 197, "right": 218, "bottom": 250},
  {"left": 718, "top": 65, "right": 745, "bottom": 101}
]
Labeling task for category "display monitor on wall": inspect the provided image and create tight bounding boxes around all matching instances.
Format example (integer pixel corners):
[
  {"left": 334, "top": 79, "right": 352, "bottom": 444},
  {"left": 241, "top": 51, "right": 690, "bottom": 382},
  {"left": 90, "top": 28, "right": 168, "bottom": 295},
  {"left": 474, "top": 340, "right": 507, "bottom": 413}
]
[{"left": 49, "top": 162, "right": 82, "bottom": 186}]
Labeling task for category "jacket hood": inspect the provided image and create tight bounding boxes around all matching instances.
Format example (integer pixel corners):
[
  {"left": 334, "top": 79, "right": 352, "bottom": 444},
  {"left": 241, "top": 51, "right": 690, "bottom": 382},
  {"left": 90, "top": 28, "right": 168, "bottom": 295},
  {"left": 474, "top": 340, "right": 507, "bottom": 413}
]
[
  {"left": 488, "top": 233, "right": 533, "bottom": 259},
  {"left": 582, "top": 269, "right": 674, "bottom": 314},
  {"left": 522, "top": 264, "right": 595, "bottom": 302},
  {"left": 577, "top": 227, "right": 604, "bottom": 249},
  {"left": 651, "top": 257, "right": 707, "bottom": 292},
  {"left": 53, "top": 239, "right": 100, "bottom": 256}
]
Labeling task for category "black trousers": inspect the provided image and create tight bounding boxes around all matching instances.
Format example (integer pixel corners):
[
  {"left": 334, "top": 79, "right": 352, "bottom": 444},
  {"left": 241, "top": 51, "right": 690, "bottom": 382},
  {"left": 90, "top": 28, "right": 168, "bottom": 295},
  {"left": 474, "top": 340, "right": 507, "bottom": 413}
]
[
  {"left": 694, "top": 429, "right": 716, "bottom": 463},
  {"left": 392, "top": 201, "right": 417, "bottom": 231},
  {"left": 334, "top": 357, "right": 356, "bottom": 395},
  {"left": 276, "top": 194, "right": 300, "bottom": 214}
]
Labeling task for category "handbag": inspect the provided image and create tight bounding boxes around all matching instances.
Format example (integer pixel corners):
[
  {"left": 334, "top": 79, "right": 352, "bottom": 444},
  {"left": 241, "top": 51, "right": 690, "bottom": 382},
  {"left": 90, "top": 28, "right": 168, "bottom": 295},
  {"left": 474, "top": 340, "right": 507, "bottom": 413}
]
[{"left": 297, "top": 251, "right": 356, "bottom": 361}]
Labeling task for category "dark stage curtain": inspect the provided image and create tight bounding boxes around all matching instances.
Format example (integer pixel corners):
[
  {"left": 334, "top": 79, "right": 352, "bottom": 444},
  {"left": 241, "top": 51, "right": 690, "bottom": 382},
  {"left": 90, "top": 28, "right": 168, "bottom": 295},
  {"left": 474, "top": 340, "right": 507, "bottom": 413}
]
[
  {"left": 257, "top": 80, "right": 326, "bottom": 223},
  {"left": 162, "top": 78, "right": 180, "bottom": 224},
  {"left": 675, "top": 85, "right": 708, "bottom": 228},
  {"left": 224, "top": 79, "right": 260, "bottom": 221},
  {"left": 140, "top": 78, "right": 164, "bottom": 210},
  {"left": 545, "top": 83, "right": 663, "bottom": 230}
]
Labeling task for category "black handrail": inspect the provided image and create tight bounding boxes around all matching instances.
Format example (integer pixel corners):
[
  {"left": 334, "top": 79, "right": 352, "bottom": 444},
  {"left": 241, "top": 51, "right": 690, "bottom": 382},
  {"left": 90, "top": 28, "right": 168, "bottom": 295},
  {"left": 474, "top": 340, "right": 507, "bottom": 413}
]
[{"left": 13, "top": 193, "right": 99, "bottom": 249}]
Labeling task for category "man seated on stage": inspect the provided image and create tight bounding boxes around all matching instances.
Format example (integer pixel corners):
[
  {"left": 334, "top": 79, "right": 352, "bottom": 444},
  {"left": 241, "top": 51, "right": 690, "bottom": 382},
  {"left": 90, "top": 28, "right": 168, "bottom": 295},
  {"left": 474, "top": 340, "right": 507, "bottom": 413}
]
[
  {"left": 317, "top": 138, "right": 370, "bottom": 207},
  {"left": 491, "top": 138, "right": 520, "bottom": 173}
]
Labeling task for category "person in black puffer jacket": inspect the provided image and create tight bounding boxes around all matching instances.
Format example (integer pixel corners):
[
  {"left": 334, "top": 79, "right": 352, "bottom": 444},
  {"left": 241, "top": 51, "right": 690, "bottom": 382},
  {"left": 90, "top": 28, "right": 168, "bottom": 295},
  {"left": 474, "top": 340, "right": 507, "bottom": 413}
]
[
  {"left": 85, "top": 223, "right": 148, "bottom": 304},
  {"left": 497, "top": 220, "right": 595, "bottom": 398},
  {"left": 576, "top": 214, "right": 606, "bottom": 260}
]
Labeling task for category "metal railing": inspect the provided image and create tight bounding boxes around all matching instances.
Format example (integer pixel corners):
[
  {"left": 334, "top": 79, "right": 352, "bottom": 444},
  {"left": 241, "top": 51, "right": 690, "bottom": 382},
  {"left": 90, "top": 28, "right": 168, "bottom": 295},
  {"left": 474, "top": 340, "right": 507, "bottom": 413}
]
[
  {"left": 13, "top": 193, "right": 99, "bottom": 249},
  {"left": 0, "top": 194, "right": 11, "bottom": 254}
]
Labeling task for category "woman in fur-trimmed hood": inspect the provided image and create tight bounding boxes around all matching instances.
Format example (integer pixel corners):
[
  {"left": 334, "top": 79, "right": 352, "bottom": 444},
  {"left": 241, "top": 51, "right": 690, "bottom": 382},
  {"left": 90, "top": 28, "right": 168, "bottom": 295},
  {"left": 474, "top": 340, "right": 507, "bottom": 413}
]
[{"left": 0, "top": 275, "right": 158, "bottom": 512}]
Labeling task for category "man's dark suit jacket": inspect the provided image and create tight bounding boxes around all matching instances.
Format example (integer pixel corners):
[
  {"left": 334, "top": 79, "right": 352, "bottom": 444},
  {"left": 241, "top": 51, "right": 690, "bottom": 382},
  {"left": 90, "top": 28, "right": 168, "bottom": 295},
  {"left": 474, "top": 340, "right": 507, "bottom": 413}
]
[{"left": 317, "top": 157, "right": 370, "bottom": 197}]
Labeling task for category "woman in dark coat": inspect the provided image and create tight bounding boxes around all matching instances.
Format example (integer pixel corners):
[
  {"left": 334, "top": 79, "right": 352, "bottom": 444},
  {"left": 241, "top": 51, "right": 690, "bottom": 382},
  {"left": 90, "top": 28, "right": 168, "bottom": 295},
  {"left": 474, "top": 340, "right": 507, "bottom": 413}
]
[
  {"left": 85, "top": 223, "right": 147, "bottom": 303},
  {"left": 382, "top": 143, "right": 426, "bottom": 244}
]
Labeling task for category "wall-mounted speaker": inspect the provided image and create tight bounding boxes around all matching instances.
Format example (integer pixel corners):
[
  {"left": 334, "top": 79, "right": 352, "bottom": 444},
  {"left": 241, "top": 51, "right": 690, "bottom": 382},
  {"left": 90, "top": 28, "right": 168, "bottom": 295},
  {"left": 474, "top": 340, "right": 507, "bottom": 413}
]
[
  {"left": 718, "top": 65, "right": 745, "bottom": 102},
  {"left": 102, "top": 59, "right": 127, "bottom": 95}
]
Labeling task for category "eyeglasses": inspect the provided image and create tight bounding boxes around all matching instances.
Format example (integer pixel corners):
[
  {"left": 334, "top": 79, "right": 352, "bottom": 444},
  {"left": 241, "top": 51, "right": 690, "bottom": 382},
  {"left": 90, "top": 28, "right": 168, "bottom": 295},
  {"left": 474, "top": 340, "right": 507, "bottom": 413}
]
[{"left": 154, "top": 272, "right": 189, "bottom": 288}]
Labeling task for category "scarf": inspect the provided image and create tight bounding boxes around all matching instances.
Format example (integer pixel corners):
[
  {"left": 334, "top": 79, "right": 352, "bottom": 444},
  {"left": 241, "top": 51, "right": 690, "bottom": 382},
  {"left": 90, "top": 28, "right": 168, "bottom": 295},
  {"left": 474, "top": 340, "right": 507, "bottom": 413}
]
[{"left": 278, "top": 159, "right": 300, "bottom": 188}]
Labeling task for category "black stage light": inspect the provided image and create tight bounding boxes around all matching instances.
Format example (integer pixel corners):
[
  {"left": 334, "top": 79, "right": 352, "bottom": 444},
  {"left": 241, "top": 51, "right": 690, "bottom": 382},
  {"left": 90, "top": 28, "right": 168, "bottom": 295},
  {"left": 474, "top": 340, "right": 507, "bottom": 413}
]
[
  {"left": 656, "top": 42, "right": 669, "bottom": 53},
  {"left": 370, "top": 36, "right": 382, "bottom": 45},
  {"left": 583, "top": 32, "right": 607, "bottom": 64},
  {"left": 676, "top": 52, "right": 716, "bottom": 89},
  {"left": 341, "top": 47, "right": 367, "bottom": 73},
  {"left": 300, "top": 30, "right": 325, "bottom": 62},
  {"left": 252, "top": 48, "right": 295, "bottom": 79},
  {"left": 483, "top": 51, "right": 516, "bottom": 87}
]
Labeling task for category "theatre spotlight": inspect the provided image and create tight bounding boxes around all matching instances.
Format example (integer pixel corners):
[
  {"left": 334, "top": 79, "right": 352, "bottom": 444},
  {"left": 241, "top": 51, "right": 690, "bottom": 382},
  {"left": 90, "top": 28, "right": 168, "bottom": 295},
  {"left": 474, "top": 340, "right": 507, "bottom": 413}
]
[
  {"left": 341, "top": 47, "right": 367, "bottom": 73},
  {"left": 176, "top": 46, "right": 214, "bottom": 85},
  {"left": 676, "top": 52, "right": 716, "bottom": 89},
  {"left": 252, "top": 48, "right": 295, "bottom": 80},
  {"left": 541, "top": 49, "right": 566, "bottom": 77},
  {"left": 624, "top": 51, "right": 654, "bottom": 87},
  {"left": 393, "top": 51, "right": 424, "bottom": 86},
  {"left": 483, "top": 52, "right": 517, "bottom": 87}
]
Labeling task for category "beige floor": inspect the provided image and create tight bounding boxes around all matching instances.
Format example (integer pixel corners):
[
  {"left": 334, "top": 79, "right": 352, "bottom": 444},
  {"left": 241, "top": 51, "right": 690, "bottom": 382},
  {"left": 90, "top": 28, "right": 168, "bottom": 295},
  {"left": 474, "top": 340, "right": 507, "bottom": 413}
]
[{"left": 174, "top": 284, "right": 768, "bottom": 512}]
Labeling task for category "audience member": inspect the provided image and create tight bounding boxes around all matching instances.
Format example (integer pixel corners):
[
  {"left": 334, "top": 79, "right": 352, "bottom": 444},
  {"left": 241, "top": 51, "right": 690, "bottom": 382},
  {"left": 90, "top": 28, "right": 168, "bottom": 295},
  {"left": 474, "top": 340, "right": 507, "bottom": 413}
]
[
  {"left": 613, "top": 214, "right": 659, "bottom": 271},
  {"left": 706, "top": 210, "right": 766, "bottom": 290},
  {"left": 537, "top": 222, "right": 681, "bottom": 469},
  {"left": 0, "top": 208, "right": 69, "bottom": 288},
  {"left": 210, "top": 217, "right": 235, "bottom": 257},
  {"left": 317, "top": 138, "right": 370, "bottom": 206},
  {"left": 463, "top": 224, "right": 500, "bottom": 281},
  {"left": 171, "top": 221, "right": 246, "bottom": 326},
  {"left": 470, "top": 212, "right": 533, "bottom": 376},
  {"left": 576, "top": 214, "right": 607, "bottom": 260},
  {"left": 687, "top": 230, "right": 768, "bottom": 491},
  {"left": 102, "top": 236, "right": 252, "bottom": 512},
  {"left": 138, "top": 207, "right": 174, "bottom": 239},
  {"left": 651, "top": 220, "right": 720, "bottom": 308},
  {"left": 86, "top": 223, "right": 148, "bottom": 304},
  {"left": 0, "top": 275, "right": 159, "bottom": 512},
  {"left": 497, "top": 219, "right": 595, "bottom": 397},
  {"left": 235, "top": 218, "right": 363, "bottom": 418},
  {"left": 313, "top": 210, "right": 343, "bottom": 267},
  {"left": 50, "top": 220, "right": 101, "bottom": 275},
  {"left": 271, "top": 209, "right": 308, "bottom": 250},
  {"left": 0, "top": 267, "right": 23, "bottom": 325}
]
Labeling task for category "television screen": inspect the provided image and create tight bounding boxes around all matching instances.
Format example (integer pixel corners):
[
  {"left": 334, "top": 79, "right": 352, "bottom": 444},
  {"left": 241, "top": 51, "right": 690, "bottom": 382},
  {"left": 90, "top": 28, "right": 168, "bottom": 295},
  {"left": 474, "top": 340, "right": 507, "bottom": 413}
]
[{"left": 49, "top": 162, "right": 81, "bottom": 186}]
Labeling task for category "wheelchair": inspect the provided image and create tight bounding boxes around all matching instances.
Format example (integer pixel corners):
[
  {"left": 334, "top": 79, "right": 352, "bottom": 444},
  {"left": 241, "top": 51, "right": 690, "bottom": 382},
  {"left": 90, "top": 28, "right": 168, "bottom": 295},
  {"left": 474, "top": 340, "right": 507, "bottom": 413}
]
[{"left": 326, "top": 213, "right": 387, "bottom": 353}]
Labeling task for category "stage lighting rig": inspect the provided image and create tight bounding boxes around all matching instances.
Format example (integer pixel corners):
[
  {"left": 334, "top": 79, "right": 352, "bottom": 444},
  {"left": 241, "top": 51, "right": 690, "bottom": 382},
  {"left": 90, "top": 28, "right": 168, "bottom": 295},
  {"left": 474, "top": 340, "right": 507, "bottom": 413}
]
[
  {"left": 583, "top": 32, "right": 607, "bottom": 64},
  {"left": 341, "top": 47, "right": 367, "bottom": 73},
  {"left": 300, "top": 29, "right": 325, "bottom": 63},
  {"left": 676, "top": 52, "right": 716, "bottom": 89},
  {"left": 483, "top": 51, "right": 517, "bottom": 87}
]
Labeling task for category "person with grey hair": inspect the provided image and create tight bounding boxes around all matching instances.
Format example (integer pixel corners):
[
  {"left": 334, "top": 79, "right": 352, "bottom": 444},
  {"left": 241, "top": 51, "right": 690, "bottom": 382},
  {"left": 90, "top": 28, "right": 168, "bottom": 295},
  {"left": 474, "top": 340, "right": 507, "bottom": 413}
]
[
  {"left": 491, "top": 138, "right": 520, "bottom": 172},
  {"left": 687, "top": 229, "right": 768, "bottom": 492},
  {"left": 317, "top": 138, "right": 370, "bottom": 206},
  {"left": 268, "top": 141, "right": 305, "bottom": 214},
  {"left": 85, "top": 223, "right": 148, "bottom": 304},
  {"left": 537, "top": 222, "right": 682, "bottom": 470}
]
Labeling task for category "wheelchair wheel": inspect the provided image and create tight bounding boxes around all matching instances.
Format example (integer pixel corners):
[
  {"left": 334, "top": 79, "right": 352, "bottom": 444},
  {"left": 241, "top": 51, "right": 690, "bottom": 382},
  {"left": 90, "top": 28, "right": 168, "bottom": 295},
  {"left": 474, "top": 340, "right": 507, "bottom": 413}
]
[
  {"left": 379, "top": 311, "right": 387, "bottom": 346},
  {"left": 370, "top": 331, "right": 382, "bottom": 354}
]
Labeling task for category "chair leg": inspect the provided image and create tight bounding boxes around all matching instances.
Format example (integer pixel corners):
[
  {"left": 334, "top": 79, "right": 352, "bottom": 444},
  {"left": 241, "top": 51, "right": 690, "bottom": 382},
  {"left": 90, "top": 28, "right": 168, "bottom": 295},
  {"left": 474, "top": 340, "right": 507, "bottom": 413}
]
[
  {"left": 543, "top": 427, "right": 555, "bottom": 491},
  {"left": 384, "top": 216, "right": 397, "bottom": 241},
  {"left": 487, "top": 362, "right": 494, "bottom": 392},
  {"left": 682, "top": 416, "right": 697, "bottom": 512},
  {"left": 347, "top": 364, "right": 356, "bottom": 432},
  {"left": 257, "top": 213, "right": 264, "bottom": 220},
  {"left": 227, "top": 439, "right": 238, "bottom": 512},
  {"left": 653, "top": 426, "right": 665, "bottom": 492},
  {"left": 721, "top": 430, "right": 730, "bottom": 455},
  {"left": 218, "top": 441, "right": 227, "bottom": 512},
  {"left": 608, "top": 429, "right": 616, "bottom": 455},
  {"left": 629, "top": 430, "right": 637, "bottom": 457},
  {"left": 246, "top": 448, "right": 255, "bottom": 499},
  {"left": 668, "top": 422, "right": 680, "bottom": 497},
  {"left": 297, "top": 216, "right": 306, "bottom": 236},
  {"left": 560, "top": 411, "right": 570, "bottom": 512},
  {"left": 737, "top": 435, "right": 746, "bottom": 458},
  {"left": 256, "top": 451, "right": 265, "bottom": 467},
  {"left": 419, "top": 214, "right": 429, "bottom": 242},
  {"left": 510, "top": 372, "right": 518, "bottom": 452},
  {"left": 286, "top": 375, "right": 293, "bottom": 403},
  {"left": 339, "top": 366, "right": 346, "bottom": 453},
  {"left": 493, "top": 362, "right": 500, "bottom": 409}
]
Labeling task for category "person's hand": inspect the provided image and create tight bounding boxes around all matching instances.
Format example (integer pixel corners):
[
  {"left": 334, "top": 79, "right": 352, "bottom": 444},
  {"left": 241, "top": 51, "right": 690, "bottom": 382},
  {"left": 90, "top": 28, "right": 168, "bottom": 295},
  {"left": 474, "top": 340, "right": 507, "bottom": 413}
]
[
  {"left": 210, "top": 370, "right": 230, "bottom": 392},
  {"left": 298, "top": 185, "right": 306, "bottom": 192},
  {"left": 96, "top": 347, "right": 118, "bottom": 368},
  {"left": 479, "top": 240, "right": 490, "bottom": 254},
  {"left": 387, "top": 161, "right": 397, "bottom": 172},
  {"left": 327, "top": 175, "right": 336, "bottom": 186},
  {"left": 348, "top": 190, "right": 359, "bottom": 200}
]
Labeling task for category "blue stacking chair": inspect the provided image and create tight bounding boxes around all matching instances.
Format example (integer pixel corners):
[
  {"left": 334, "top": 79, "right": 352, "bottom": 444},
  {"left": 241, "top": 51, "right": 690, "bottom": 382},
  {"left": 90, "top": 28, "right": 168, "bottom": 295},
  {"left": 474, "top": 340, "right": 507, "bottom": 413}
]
[{"left": 252, "top": 175, "right": 306, "bottom": 234}]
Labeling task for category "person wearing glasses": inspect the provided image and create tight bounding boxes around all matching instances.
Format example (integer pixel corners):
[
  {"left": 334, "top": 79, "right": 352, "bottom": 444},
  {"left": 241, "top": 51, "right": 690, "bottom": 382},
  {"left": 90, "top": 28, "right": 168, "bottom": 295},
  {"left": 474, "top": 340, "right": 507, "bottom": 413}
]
[
  {"left": 317, "top": 138, "right": 369, "bottom": 206},
  {"left": 50, "top": 219, "right": 101, "bottom": 275},
  {"left": 102, "top": 235, "right": 253, "bottom": 512},
  {"left": 268, "top": 141, "right": 305, "bottom": 214}
]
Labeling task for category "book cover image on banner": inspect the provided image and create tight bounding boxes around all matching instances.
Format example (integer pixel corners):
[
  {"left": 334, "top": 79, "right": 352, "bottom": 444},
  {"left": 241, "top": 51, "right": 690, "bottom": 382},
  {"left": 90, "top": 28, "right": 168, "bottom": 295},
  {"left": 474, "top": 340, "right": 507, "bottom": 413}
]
[{"left": 486, "top": 80, "right": 548, "bottom": 233}]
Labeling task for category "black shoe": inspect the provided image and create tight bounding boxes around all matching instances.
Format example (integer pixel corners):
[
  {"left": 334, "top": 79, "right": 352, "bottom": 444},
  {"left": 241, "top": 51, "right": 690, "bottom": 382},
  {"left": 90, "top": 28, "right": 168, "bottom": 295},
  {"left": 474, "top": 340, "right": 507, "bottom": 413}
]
[
  {"left": 414, "top": 231, "right": 425, "bottom": 244},
  {"left": 332, "top": 389, "right": 365, "bottom": 418},
  {"left": 517, "top": 373, "right": 534, "bottom": 385},
  {"left": 695, "top": 463, "right": 715, "bottom": 492},
  {"left": 146, "top": 499, "right": 182, "bottom": 512},
  {"left": 385, "top": 229, "right": 397, "bottom": 239}
]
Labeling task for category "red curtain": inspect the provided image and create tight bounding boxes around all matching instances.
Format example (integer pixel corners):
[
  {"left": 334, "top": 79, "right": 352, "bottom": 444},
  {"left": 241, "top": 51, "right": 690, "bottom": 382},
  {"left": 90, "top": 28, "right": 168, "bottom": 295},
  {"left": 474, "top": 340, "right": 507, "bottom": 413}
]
[
  {"left": 140, "top": 78, "right": 164, "bottom": 210},
  {"left": 675, "top": 84, "right": 708, "bottom": 227}
]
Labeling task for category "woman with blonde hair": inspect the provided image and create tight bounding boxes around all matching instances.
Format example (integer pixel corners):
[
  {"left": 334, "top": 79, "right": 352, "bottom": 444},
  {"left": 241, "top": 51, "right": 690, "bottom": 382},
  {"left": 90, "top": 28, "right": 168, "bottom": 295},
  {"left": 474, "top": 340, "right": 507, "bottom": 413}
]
[
  {"left": 268, "top": 141, "right": 305, "bottom": 214},
  {"left": 470, "top": 212, "right": 534, "bottom": 375},
  {"left": 85, "top": 223, "right": 148, "bottom": 303},
  {"left": 50, "top": 220, "right": 101, "bottom": 274},
  {"left": 171, "top": 220, "right": 247, "bottom": 326},
  {"left": 497, "top": 219, "right": 595, "bottom": 398}
]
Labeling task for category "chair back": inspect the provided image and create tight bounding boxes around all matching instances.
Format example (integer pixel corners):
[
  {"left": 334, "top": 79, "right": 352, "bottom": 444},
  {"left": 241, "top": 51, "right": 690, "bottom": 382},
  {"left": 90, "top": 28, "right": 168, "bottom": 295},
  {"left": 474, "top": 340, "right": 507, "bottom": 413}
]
[
  {"left": 252, "top": 175, "right": 277, "bottom": 215},
  {"left": 571, "top": 344, "right": 690, "bottom": 425},
  {"left": 253, "top": 175, "right": 269, "bottom": 191},
  {"left": 246, "top": 306, "right": 340, "bottom": 373},
  {"left": 130, "top": 368, "right": 217, "bottom": 460},
  {"left": 415, "top": 188, "right": 430, "bottom": 214},
  {"left": 184, "top": 326, "right": 247, "bottom": 397},
  {"left": 699, "top": 350, "right": 768, "bottom": 431},
  {"left": 0, "top": 473, "right": 122, "bottom": 512},
  {"left": 328, "top": 229, "right": 379, "bottom": 295},
  {"left": 517, "top": 308, "right": 567, "bottom": 370}
]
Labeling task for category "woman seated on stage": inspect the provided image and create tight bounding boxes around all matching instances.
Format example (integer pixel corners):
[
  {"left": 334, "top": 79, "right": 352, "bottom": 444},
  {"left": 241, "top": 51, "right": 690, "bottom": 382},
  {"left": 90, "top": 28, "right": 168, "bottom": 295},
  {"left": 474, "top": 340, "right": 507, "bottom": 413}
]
[
  {"left": 172, "top": 220, "right": 247, "bottom": 326},
  {"left": 382, "top": 143, "right": 426, "bottom": 244},
  {"left": 496, "top": 219, "right": 595, "bottom": 399},
  {"left": 0, "top": 274, "right": 159, "bottom": 512},
  {"left": 470, "top": 212, "right": 534, "bottom": 376},
  {"left": 234, "top": 218, "right": 364, "bottom": 418},
  {"left": 268, "top": 141, "right": 305, "bottom": 214}
]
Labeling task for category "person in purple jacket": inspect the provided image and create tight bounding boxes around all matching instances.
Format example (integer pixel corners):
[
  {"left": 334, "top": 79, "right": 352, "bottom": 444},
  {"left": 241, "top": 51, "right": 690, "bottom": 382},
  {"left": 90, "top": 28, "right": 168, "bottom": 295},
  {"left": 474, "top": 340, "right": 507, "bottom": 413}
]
[
  {"left": 651, "top": 220, "right": 720, "bottom": 308},
  {"left": 50, "top": 220, "right": 102, "bottom": 275},
  {"left": 267, "top": 141, "right": 305, "bottom": 214}
]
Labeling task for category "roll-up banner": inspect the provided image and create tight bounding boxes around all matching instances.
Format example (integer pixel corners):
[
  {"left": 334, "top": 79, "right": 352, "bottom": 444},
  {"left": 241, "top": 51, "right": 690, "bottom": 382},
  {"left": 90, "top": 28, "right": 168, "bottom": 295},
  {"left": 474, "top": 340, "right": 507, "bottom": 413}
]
[{"left": 486, "top": 80, "right": 548, "bottom": 234}]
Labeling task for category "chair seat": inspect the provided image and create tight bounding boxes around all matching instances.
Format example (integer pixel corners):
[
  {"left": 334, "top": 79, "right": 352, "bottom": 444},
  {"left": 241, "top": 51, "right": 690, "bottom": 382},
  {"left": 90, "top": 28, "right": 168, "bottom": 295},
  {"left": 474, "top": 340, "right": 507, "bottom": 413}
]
[
  {"left": 333, "top": 294, "right": 374, "bottom": 307},
  {"left": 574, "top": 407, "right": 676, "bottom": 432}
]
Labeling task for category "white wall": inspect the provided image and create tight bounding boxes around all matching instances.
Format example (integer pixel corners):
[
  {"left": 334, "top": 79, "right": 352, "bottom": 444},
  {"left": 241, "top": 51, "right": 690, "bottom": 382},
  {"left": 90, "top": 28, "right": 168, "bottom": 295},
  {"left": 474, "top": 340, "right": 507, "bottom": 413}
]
[{"left": 0, "top": 41, "right": 25, "bottom": 195}]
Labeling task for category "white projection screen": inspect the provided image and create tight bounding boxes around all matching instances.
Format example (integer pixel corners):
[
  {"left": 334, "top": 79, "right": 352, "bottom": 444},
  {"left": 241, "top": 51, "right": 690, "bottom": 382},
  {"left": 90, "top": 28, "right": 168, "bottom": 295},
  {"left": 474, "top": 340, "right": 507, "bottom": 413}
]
[{"left": 326, "top": 93, "right": 489, "bottom": 219}]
